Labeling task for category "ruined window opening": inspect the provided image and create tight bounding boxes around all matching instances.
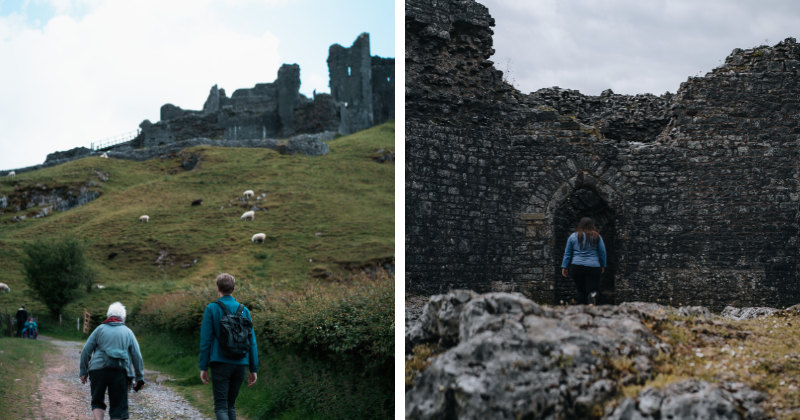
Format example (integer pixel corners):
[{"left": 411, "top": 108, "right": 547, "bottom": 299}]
[
  {"left": 348, "top": 66, "right": 351, "bottom": 76},
  {"left": 553, "top": 188, "right": 616, "bottom": 305}
]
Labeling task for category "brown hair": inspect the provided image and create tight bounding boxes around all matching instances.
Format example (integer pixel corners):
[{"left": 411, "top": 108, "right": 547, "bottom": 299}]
[
  {"left": 576, "top": 217, "right": 600, "bottom": 250},
  {"left": 216, "top": 273, "right": 236, "bottom": 295}
]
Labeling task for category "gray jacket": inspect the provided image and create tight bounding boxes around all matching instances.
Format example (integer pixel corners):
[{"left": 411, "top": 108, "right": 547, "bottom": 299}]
[{"left": 79, "top": 322, "right": 144, "bottom": 381}]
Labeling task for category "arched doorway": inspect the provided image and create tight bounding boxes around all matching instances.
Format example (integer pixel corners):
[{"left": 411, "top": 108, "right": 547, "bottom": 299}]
[{"left": 553, "top": 187, "right": 616, "bottom": 305}]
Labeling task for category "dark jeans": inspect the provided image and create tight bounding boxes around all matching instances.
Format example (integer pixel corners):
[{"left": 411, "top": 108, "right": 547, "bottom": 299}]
[
  {"left": 210, "top": 362, "right": 247, "bottom": 420},
  {"left": 16, "top": 325, "right": 24, "bottom": 338},
  {"left": 89, "top": 368, "right": 131, "bottom": 419},
  {"left": 571, "top": 264, "right": 601, "bottom": 305}
]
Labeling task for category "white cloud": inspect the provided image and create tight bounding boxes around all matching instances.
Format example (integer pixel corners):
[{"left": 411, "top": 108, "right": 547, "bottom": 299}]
[
  {"left": 0, "top": 0, "right": 283, "bottom": 169},
  {"left": 478, "top": 0, "right": 800, "bottom": 96}
]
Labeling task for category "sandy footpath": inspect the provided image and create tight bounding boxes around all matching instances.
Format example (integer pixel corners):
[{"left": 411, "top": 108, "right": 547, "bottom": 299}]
[{"left": 36, "top": 336, "right": 210, "bottom": 420}]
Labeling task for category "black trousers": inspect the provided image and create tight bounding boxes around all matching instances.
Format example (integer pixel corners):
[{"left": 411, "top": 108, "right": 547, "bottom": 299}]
[
  {"left": 210, "top": 362, "right": 247, "bottom": 420},
  {"left": 571, "top": 265, "right": 601, "bottom": 305},
  {"left": 89, "top": 368, "right": 131, "bottom": 419}
]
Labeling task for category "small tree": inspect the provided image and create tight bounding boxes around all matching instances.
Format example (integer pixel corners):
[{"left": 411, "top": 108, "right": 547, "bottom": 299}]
[{"left": 21, "top": 236, "right": 96, "bottom": 316}]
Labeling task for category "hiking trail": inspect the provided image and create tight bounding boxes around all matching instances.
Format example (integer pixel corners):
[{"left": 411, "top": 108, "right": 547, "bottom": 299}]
[{"left": 37, "top": 336, "right": 210, "bottom": 419}]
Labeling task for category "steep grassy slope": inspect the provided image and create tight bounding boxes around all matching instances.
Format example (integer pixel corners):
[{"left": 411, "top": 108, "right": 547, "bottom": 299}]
[{"left": 0, "top": 123, "right": 395, "bottom": 319}]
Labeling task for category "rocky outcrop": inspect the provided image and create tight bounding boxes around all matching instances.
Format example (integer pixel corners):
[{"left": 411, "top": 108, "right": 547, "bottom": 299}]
[
  {"left": 285, "top": 133, "right": 331, "bottom": 156},
  {"left": 405, "top": 291, "right": 669, "bottom": 419},
  {"left": 721, "top": 306, "right": 781, "bottom": 320},
  {"left": 605, "top": 379, "right": 766, "bottom": 420},
  {"left": 45, "top": 146, "right": 93, "bottom": 163}
]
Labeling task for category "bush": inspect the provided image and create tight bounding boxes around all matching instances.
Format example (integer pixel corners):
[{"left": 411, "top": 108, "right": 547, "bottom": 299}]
[
  {"left": 20, "top": 236, "right": 96, "bottom": 316},
  {"left": 136, "top": 271, "right": 395, "bottom": 419}
]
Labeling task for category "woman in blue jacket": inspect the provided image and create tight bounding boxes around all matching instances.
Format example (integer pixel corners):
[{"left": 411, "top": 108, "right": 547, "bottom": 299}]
[{"left": 561, "top": 217, "right": 607, "bottom": 305}]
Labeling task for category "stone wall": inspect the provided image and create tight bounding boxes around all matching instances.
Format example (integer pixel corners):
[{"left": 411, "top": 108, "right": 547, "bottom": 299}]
[
  {"left": 371, "top": 56, "right": 395, "bottom": 125},
  {"left": 138, "top": 33, "right": 394, "bottom": 144},
  {"left": 405, "top": 0, "right": 800, "bottom": 310}
]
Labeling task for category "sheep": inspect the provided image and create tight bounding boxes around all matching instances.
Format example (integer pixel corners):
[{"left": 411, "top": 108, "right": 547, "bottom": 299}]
[
  {"left": 191, "top": 199, "right": 203, "bottom": 206},
  {"left": 7, "top": 171, "right": 15, "bottom": 178},
  {"left": 241, "top": 211, "right": 255, "bottom": 221},
  {"left": 100, "top": 153, "right": 108, "bottom": 158},
  {"left": 0, "top": 283, "right": 9, "bottom": 293},
  {"left": 140, "top": 215, "right": 149, "bottom": 223},
  {"left": 243, "top": 190, "right": 254, "bottom": 199},
  {"left": 252, "top": 233, "right": 266, "bottom": 243}
]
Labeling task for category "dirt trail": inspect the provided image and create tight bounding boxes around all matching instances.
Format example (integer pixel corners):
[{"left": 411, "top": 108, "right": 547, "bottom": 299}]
[{"left": 36, "top": 336, "right": 210, "bottom": 420}]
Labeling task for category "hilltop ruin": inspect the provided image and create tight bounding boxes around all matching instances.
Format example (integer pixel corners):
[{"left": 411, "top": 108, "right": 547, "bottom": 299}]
[
  {"left": 136, "top": 32, "right": 394, "bottom": 147},
  {"left": 406, "top": 0, "right": 800, "bottom": 310}
]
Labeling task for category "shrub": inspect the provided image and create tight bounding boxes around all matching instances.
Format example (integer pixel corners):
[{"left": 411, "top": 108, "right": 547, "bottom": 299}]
[
  {"left": 136, "top": 270, "right": 395, "bottom": 419},
  {"left": 20, "top": 235, "right": 96, "bottom": 316}
]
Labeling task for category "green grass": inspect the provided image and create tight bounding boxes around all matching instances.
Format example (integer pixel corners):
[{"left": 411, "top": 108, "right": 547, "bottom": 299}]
[
  {"left": 0, "top": 337, "right": 55, "bottom": 418},
  {"left": 0, "top": 122, "right": 395, "bottom": 322},
  {"left": 135, "top": 331, "right": 321, "bottom": 420}
]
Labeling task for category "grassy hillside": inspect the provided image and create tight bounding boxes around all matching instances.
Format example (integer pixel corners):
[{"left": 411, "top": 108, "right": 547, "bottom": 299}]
[{"left": 0, "top": 122, "right": 394, "bottom": 319}]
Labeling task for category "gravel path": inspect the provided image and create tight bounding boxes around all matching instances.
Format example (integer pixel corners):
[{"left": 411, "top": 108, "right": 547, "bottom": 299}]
[{"left": 37, "top": 336, "right": 210, "bottom": 420}]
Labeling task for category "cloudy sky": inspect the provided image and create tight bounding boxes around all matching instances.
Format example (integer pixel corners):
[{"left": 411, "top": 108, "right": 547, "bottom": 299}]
[
  {"left": 0, "top": 0, "right": 394, "bottom": 169},
  {"left": 477, "top": 0, "right": 800, "bottom": 97}
]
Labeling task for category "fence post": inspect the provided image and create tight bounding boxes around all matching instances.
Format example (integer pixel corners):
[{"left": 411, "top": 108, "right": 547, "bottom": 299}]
[
  {"left": 59, "top": 313, "right": 62, "bottom": 327},
  {"left": 83, "top": 309, "right": 91, "bottom": 334}
]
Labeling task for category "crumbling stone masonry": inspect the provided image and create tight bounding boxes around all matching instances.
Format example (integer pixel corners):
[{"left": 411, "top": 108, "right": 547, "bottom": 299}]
[
  {"left": 405, "top": 0, "right": 800, "bottom": 311},
  {"left": 137, "top": 33, "right": 394, "bottom": 147}
]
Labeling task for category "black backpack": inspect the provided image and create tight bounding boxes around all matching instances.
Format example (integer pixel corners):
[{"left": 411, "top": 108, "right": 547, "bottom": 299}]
[{"left": 214, "top": 301, "right": 253, "bottom": 359}]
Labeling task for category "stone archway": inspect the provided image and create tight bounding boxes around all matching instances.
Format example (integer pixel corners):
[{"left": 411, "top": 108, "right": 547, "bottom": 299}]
[{"left": 553, "top": 187, "right": 616, "bottom": 304}]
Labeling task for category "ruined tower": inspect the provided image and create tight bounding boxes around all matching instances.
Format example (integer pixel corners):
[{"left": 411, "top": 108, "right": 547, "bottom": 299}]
[{"left": 328, "top": 33, "right": 374, "bottom": 135}]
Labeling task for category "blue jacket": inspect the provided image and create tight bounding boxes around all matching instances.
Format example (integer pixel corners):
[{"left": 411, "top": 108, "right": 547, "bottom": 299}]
[
  {"left": 561, "top": 232, "right": 607, "bottom": 268},
  {"left": 80, "top": 322, "right": 145, "bottom": 381},
  {"left": 199, "top": 295, "right": 258, "bottom": 372}
]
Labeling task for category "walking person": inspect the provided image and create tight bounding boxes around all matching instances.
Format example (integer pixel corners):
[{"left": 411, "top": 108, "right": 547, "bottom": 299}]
[
  {"left": 79, "top": 302, "right": 145, "bottom": 420},
  {"left": 199, "top": 273, "right": 258, "bottom": 420},
  {"left": 15, "top": 304, "right": 27, "bottom": 338},
  {"left": 561, "top": 217, "right": 607, "bottom": 305}
]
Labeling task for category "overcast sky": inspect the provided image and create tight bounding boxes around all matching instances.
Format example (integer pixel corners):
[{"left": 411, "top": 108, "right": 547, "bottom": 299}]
[
  {"left": 477, "top": 0, "right": 800, "bottom": 97},
  {"left": 0, "top": 0, "right": 394, "bottom": 169}
]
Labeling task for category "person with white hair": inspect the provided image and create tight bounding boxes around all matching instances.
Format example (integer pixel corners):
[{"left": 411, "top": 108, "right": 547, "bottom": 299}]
[{"left": 79, "top": 302, "right": 145, "bottom": 420}]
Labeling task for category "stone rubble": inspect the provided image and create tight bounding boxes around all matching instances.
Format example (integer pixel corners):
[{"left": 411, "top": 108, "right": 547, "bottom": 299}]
[
  {"left": 405, "top": 291, "right": 669, "bottom": 419},
  {"left": 406, "top": 293, "right": 772, "bottom": 420}
]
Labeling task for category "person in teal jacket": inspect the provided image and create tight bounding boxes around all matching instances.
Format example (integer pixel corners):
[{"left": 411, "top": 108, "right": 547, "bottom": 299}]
[
  {"left": 199, "top": 273, "right": 258, "bottom": 420},
  {"left": 22, "top": 317, "right": 37, "bottom": 339},
  {"left": 80, "top": 302, "right": 145, "bottom": 420}
]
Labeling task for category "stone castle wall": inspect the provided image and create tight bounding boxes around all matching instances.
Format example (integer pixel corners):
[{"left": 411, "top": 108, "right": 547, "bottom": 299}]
[
  {"left": 406, "top": 0, "right": 800, "bottom": 310},
  {"left": 134, "top": 33, "right": 394, "bottom": 148}
]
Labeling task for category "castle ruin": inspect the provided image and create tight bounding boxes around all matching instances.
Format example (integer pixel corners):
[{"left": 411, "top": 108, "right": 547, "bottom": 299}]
[
  {"left": 406, "top": 0, "right": 800, "bottom": 310},
  {"left": 135, "top": 33, "right": 393, "bottom": 148}
]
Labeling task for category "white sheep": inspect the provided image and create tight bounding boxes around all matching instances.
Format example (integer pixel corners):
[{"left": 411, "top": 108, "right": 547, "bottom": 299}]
[
  {"left": 100, "top": 153, "right": 108, "bottom": 158},
  {"left": 243, "top": 190, "right": 254, "bottom": 199},
  {"left": 252, "top": 233, "right": 266, "bottom": 243},
  {"left": 0, "top": 283, "right": 9, "bottom": 293},
  {"left": 7, "top": 171, "right": 15, "bottom": 178},
  {"left": 241, "top": 211, "right": 255, "bottom": 221},
  {"left": 140, "top": 215, "right": 149, "bottom": 223}
]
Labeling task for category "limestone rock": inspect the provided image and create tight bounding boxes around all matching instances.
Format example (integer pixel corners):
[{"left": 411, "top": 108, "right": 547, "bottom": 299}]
[
  {"left": 285, "top": 134, "right": 330, "bottom": 156},
  {"left": 604, "top": 379, "right": 766, "bottom": 420},
  {"left": 721, "top": 306, "right": 780, "bottom": 320},
  {"left": 405, "top": 292, "right": 670, "bottom": 419}
]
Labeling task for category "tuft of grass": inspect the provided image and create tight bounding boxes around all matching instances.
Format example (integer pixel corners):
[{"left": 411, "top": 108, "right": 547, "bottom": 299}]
[
  {"left": 608, "top": 311, "right": 800, "bottom": 417},
  {"left": 405, "top": 343, "right": 437, "bottom": 389}
]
